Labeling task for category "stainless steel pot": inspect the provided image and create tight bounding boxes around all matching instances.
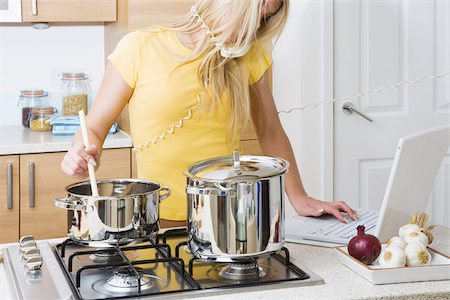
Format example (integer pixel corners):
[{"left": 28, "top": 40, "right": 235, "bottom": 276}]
[
  {"left": 53, "top": 179, "right": 170, "bottom": 247},
  {"left": 185, "top": 151, "right": 289, "bottom": 262}
]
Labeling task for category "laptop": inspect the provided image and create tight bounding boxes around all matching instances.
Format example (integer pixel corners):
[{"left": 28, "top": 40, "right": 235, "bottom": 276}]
[{"left": 285, "top": 125, "right": 450, "bottom": 247}]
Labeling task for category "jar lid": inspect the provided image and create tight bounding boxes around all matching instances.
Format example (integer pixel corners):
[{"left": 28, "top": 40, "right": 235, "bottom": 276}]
[
  {"left": 20, "top": 89, "right": 48, "bottom": 98},
  {"left": 31, "top": 106, "right": 56, "bottom": 115},
  {"left": 185, "top": 151, "right": 289, "bottom": 182},
  {"left": 61, "top": 72, "right": 87, "bottom": 80}
]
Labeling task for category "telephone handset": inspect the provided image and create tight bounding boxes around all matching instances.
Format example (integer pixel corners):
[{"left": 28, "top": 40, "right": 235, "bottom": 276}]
[{"left": 219, "top": 44, "right": 251, "bottom": 58}]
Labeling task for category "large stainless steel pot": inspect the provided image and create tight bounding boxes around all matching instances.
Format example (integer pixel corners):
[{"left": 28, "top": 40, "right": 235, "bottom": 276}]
[
  {"left": 185, "top": 151, "right": 289, "bottom": 262},
  {"left": 53, "top": 179, "right": 170, "bottom": 247}
]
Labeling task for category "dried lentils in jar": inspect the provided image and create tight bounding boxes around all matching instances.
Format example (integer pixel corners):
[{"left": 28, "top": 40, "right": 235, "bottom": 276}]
[
  {"left": 29, "top": 106, "right": 56, "bottom": 131},
  {"left": 63, "top": 94, "right": 88, "bottom": 116},
  {"left": 61, "top": 72, "right": 90, "bottom": 116}
]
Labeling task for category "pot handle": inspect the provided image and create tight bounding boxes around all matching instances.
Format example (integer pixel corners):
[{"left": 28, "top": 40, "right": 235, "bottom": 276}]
[
  {"left": 159, "top": 186, "right": 171, "bottom": 202},
  {"left": 186, "top": 184, "right": 235, "bottom": 196},
  {"left": 53, "top": 197, "right": 87, "bottom": 211}
]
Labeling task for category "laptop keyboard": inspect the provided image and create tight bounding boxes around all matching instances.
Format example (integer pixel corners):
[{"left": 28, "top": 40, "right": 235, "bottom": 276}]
[{"left": 310, "top": 210, "right": 379, "bottom": 239}]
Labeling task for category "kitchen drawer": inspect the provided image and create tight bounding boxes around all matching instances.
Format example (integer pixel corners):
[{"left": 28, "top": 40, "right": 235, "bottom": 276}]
[{"left": 21, "top": 0, "right": 116, "bottom": 23}]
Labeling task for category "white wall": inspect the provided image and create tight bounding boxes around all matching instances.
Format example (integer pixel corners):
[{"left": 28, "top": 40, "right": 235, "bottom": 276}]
[{"left": 0, "top": 24, "right": 105, "bottom": 126}]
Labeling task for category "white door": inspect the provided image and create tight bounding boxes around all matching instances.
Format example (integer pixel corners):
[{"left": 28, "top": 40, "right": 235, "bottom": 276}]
[{"left": 334, "top": 0, "right": 450, "bottom": 226}]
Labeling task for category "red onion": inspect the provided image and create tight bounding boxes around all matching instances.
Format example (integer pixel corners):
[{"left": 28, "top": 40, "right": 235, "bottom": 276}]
[{"left": 348, "top": 225, "right": 381, "bottom": 265}]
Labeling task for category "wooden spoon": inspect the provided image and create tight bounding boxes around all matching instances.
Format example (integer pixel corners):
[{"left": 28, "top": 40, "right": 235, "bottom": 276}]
[
  {"left": 78, "top": 110, "right": 99, "bottom": 197},
  {"left": 78, "top": 110, "right": 100, "bottom": 239}
]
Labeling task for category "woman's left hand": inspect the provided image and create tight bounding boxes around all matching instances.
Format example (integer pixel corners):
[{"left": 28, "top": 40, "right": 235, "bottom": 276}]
[{"left": 291, "top": 195, "right": 358, "bottom": 223}]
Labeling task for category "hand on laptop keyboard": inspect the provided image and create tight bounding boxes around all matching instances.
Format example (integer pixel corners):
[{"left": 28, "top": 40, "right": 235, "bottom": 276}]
[{"left": 290, "top": 196, "right": 358, "bottom": 223}]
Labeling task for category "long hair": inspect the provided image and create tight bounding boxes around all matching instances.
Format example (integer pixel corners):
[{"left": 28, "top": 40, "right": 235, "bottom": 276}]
[{"left": 163, "top": 0, "right": 289, "bottom": 142}]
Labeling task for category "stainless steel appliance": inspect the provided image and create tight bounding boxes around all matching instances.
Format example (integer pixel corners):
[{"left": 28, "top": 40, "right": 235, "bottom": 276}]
[
  {"left": 53, "top": 179, "right": 170, "bottom": 247},
  {"left": 185, "top": 151, "right": 288, "bottom": 261},
  {"left": 3, "top": 229, "right": 324, "bottom": 299}
]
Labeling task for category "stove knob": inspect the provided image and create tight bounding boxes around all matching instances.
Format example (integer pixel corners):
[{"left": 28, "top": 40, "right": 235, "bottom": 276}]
[
  {"left": 20, "top": 240, "right": 37, "bottom": 253},
  {"left": 19, "top": 235, "right": 34, "bottom": 247},
  {"left": 26, "top": 256, "right": 43, "bottom": 271},
  {"left": 21, "top": 248, "right": 41, "bottom": 265}
]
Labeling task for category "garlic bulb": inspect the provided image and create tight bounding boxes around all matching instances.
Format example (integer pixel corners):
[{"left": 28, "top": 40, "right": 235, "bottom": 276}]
[
  {"left": 420, "top": 226, "right": 434, "bottom": 245},
  {"left": 387, "top": 236, "right": 407, "bottom": 250},
  {"left": 404, "top": 243, "right": 431, "bottom": 266},
  {"left": 404, "top": 231, "right": 428, "bottom": 247},
  {"left": 398, "top": 224, "right": 420, "bottom": 239},
  {"left": 379, "top": 246, "right": 406, "bottom": 268}
]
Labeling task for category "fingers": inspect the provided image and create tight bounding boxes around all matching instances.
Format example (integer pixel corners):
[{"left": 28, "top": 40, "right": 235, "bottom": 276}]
[
  {"left": 322, "top": 205, "right": 347, "bottom": 223},
  {"left": 331, "top": 201, "right": 358, "bottom": 220},
  {"left": 61, "top": 156, "right": 86, "bottom": 179},
  {"left": 80, "top": 144, "right": 98, "bottom": 167},
  {"left": 61, "top": 143, "right": 99, "bottom": 178},
  {"left": 295, "top": 196, "right": 356, "bottom": 223}
]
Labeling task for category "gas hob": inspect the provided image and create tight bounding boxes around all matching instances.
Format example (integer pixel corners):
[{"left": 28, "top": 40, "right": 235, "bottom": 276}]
[{"left": 4, "top": 228, "right": 324, "bottom": 299}]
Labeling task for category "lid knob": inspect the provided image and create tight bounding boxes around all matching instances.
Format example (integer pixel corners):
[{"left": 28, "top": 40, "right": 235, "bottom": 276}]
[{"left": 233, "top": 150, "right": 241, "bottom": 175}]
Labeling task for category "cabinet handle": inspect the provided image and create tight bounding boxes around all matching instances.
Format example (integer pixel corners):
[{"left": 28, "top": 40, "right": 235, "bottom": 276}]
[
  {"left": 29, "top": 162, "right": 35, "bottom": 208},
  {"left": 32, "top": 0, "right": 38, "bottom": 15},
  {"left": 7, "top": 163, "right": 13, "bottom": 209}
]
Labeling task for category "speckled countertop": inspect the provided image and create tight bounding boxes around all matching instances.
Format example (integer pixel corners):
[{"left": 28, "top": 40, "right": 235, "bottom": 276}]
[
  {"left": 0, "top": 125, "right": 132, "bottom": 155},
  {"left": 1, "top": 227, "right": 448, "bottom": 300}
]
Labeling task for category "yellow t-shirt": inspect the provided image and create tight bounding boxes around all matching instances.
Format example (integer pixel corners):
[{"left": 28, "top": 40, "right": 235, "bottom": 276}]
[{"left": 108, "top": 28, "right": 272, "bottom": 220}]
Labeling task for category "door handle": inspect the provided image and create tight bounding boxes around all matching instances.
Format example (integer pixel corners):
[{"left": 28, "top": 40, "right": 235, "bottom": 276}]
[
  {"left": 32, "top": 0, "right": 38, "bottom": 15},
  {"left": 342, "top": 102, "right": 373, "bottom": 122},
  {"left": 29, "top": 162, "right": 35, "bottom": 208},
  {"left": 7, "top": 163, "right": 13, "bottom": 209}
]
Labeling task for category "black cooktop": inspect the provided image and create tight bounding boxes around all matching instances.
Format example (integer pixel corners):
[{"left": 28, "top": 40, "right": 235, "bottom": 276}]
[{"left": 54, "top": 228, "right": 316, "bottom": 300}]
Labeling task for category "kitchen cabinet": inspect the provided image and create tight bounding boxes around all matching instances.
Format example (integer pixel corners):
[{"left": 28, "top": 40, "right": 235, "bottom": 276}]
[
  {"left": 0, "top": 156, "right": 20, "bottom": 243},
  {"left": 0, "top": 148, "right": 131, "bottom": 243},
  {"left": 21, "top": 0, "right": 116, "bottom": 23}
]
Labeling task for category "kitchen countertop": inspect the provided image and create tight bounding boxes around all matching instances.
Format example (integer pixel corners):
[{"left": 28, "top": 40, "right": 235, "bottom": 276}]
[
  {"left": 1, "top": 226, "right": 448, "bottom": 300},
  {"left": 0, "top": 125, "right": 132, "bottom": 155}
]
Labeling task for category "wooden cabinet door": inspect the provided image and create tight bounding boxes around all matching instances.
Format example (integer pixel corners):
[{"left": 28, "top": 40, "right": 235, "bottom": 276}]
[
  {"left": 96, "top": 148, "right": 131, "bottom": 179},
  {"left": 20, "top": 148, "right": 131, "bottom": 240},
  {"left": 22, "top": 0, "right": 116, "bottom": 22},
  {"left": 20, "top": 152, "right": 74, "bottom": 239},
  {"left": 0, "top": 156, "right": 20, "bottom": 243}
]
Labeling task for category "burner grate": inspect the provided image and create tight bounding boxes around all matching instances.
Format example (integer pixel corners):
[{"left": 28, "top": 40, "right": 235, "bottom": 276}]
[
  {"left": 67, "top": 243, "right": 172, "bottom": 272},
  {"left": 54, "top": 236, "right": 198, "bottom": 300},
  {"left": 74, "top": 256, "right": 185, "bottom": 289},
  {"left": 53, "top": 228, "right": 319, "bottom": 300}
]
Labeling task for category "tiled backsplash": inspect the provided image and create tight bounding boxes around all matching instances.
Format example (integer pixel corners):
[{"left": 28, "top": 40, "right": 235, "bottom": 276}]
[{"left": 0, "top": 24, "right": 106, "bottom": 126}]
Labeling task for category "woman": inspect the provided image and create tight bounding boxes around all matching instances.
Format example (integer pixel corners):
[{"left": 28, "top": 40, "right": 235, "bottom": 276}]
[{"left": 61, "top": 0, "right": 356, "bottom": 226}]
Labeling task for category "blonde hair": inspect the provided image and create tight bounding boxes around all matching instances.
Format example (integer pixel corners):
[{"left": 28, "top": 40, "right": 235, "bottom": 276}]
[{"left": 164, "top": 0, "right": 289, "bottom": 142}]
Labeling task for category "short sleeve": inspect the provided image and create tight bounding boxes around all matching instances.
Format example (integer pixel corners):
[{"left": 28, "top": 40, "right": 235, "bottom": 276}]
[
  {"left": 241, "top": 43, "right": 273, "bottom": 85},
  {"left": 107, "top": 31, "right": 145, "bottom": 88}
]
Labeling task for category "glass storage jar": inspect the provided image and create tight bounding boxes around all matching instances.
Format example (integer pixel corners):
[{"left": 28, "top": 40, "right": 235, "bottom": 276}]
[
  {"left": 29, "top": 106, "right": 56, "bottom": 131},
  {"left": 60, "top": 72, "right": 90, "bottom": 116},
  {"left": 18, "top": 89, "right": 49, "bottom": 128}
]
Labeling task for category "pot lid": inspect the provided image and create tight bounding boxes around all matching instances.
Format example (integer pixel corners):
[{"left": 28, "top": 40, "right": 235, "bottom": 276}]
[{"left": 186, "top": 151, "right": 289, "bottom": 181}]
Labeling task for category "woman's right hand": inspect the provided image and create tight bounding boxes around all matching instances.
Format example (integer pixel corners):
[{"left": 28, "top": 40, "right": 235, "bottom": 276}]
[{"left": 61, "top": 143, "right": 100, "bottom": 179}]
